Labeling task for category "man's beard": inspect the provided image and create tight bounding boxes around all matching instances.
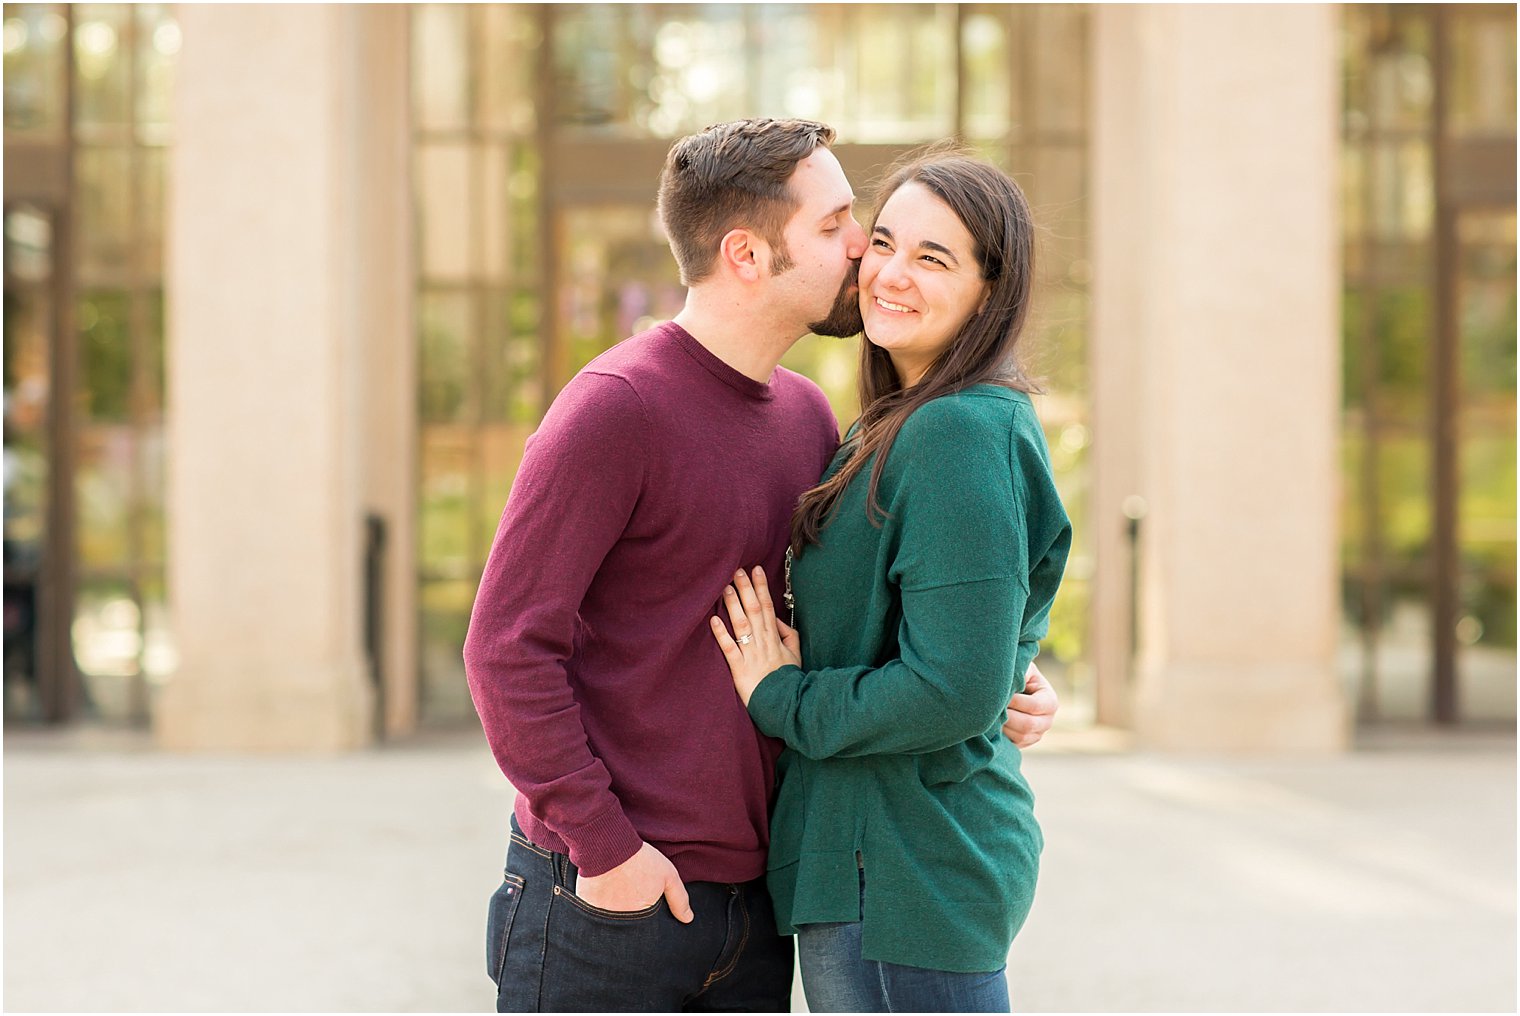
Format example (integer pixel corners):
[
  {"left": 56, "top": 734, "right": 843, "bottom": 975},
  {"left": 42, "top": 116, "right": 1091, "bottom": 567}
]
[{"left": 808, "top": 261, "right": 863, "bottom": 338}]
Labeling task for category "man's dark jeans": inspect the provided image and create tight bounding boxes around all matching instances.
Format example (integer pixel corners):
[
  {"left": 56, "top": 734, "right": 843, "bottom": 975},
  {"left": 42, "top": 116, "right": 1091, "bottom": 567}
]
[{"left": 487, "top": 817, "right": 793, "bottom": 1012}]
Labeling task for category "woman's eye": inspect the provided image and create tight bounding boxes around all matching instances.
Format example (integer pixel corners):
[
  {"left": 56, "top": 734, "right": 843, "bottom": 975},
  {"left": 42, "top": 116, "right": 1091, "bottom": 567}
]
[{"left": 922, "top": 255, "right": 946, "bottom": 267}]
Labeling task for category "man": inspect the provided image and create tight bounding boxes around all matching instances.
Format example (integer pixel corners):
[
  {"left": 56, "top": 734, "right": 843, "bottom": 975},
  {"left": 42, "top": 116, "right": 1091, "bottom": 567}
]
[{"left": 464, "top": 118, "right": 1058, "bottom": 1013}]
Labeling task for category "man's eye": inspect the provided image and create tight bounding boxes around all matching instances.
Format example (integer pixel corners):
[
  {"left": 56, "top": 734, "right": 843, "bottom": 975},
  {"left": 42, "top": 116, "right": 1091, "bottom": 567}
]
[{"left": 870, "top": 238, "right": 891, "bottom": 249}]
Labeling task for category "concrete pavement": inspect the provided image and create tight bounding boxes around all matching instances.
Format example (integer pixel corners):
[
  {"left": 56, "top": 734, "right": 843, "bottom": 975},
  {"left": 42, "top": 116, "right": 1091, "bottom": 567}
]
[{"left": 3, "top": 725, "right": 1514, "bottom": 1012}]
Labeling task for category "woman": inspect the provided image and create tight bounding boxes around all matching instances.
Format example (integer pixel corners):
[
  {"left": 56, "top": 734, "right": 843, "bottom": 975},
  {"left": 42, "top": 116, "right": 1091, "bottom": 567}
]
[{"left": 709, "top": 154, "right": 1071, "bottom": 1013}]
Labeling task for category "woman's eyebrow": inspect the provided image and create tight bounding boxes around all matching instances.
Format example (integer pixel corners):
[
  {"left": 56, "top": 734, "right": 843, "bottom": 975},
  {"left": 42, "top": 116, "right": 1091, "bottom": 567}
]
[{"left": 920, "top": 239, "right": 961, "bottom": 267}]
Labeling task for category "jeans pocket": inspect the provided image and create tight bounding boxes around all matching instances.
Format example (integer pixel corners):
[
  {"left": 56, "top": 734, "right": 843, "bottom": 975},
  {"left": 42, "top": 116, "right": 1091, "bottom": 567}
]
[
  {"left": 554, "top": 885, "right": 664, "bottom": 922},
  {"left": 486, "top": 871, "right": 526, "bottom": 984}
]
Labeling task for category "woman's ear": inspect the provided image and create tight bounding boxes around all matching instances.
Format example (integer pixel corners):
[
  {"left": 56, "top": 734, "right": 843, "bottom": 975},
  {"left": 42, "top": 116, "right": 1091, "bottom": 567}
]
[{"left": 719, "top": 228, "right": 765, "bottom": 283}]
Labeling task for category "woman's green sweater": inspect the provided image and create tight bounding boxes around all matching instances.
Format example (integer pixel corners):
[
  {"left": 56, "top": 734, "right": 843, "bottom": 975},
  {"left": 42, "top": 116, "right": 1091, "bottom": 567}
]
[{"left": 747, "top": 384, "right": 1071, "bottom": 973}]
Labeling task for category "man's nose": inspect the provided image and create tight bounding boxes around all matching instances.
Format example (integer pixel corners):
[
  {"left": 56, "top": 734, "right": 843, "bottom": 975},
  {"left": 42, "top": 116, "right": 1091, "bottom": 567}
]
[{"left": 845, "top": 219, "right": 868, "bottom": 259}]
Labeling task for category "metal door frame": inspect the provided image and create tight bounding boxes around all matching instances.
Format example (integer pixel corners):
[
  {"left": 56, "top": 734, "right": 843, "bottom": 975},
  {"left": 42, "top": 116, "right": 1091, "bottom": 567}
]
[
  {"left": 1429, "top": 5, "right": 1518, "bottom": 723},
  {"left": 3, "top": 11, "right": 80, "bottom": 722}
]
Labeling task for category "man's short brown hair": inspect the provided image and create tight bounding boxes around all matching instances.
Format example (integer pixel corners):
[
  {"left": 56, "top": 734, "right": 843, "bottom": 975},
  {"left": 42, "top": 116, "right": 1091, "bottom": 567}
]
[{"left": 657, "top": 118, "right": 837, "bottom": 285}]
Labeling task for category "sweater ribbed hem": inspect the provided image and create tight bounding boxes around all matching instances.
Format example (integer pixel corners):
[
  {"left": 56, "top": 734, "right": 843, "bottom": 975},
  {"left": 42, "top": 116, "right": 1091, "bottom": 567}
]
[{"left": 559, "top": 801, "right": 643, "bottom": 878}]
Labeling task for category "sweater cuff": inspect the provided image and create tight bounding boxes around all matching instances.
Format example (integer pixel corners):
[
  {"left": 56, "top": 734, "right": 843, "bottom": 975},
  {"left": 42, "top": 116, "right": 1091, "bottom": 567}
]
[
  {"left": 561, "top": 801, "right": 643, "bottom": 878},
  {"left": 1014, "top": 640, "right": 1040, "bottom": 694},
  {"left": 747, "top": 663, "right": 803, "bottom": 739}
]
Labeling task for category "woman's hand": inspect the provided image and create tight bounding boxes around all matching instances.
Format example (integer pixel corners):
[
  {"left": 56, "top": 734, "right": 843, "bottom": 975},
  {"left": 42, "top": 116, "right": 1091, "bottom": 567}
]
[{"left": 709, "top": 566, "right": 801, "bottom": 707}]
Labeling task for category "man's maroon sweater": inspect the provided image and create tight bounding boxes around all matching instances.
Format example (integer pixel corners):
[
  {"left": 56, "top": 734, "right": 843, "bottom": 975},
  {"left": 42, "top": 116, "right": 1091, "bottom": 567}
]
[{"left": 464, "top": 323, "right": 840, "bottom": 881}]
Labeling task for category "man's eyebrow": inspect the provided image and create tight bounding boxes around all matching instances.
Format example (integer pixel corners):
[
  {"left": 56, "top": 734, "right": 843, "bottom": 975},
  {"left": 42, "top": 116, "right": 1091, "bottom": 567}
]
[{"left": 821, "top": 200, "right": 854, "bottom": 222}]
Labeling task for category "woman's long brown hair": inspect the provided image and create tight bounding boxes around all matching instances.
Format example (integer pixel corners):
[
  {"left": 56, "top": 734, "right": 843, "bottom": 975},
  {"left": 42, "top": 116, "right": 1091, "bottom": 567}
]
[{"left": 790, "top": 151, "right": 1039, "bottom": 555}]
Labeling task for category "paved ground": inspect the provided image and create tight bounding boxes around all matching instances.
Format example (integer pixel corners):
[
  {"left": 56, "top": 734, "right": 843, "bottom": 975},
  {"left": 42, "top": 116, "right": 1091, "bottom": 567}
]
[{"left": 3, "top": 725, "right": 1515, "bottom": 1013}]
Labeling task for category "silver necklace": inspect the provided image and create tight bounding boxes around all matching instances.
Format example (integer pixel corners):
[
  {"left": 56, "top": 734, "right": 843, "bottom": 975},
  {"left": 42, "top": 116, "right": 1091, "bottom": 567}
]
[{"left": 783, "top": 547, "right": 796, "bottom": 630}]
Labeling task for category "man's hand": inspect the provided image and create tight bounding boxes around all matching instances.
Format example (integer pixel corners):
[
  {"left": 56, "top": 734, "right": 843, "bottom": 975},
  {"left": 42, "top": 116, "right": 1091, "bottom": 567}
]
[
  {"left": 573, "top": 841, "right": 694, "bottom": 923},
  {"left": 1003, "top": 662, "right": 1059, "bottom": 749}
]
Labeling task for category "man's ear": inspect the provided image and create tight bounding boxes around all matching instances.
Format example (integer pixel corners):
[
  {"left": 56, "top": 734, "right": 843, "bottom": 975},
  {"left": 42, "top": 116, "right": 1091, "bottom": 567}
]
[{"left": 719, "top": 228, "right": 766, "bottom": 283}]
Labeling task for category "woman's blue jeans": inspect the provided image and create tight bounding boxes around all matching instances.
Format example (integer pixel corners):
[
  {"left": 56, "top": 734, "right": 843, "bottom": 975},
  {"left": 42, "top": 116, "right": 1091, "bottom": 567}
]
[{"left": 796, "top": 872, "right": 1011, "bottom": 1013}]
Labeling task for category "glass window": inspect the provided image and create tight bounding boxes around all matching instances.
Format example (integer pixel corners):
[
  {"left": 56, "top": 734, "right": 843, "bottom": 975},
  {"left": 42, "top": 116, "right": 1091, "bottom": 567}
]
[
  {"left": 1342, "top": 5, "right": 1517, "bottom": 723},
  {"left": 482, "top": 289, "right": 541, "bottom": 425},
  {"left": 72, "top": 576, "right": 145, "bottom": 710},
  {"left": 135, "top": 4, "right": 177, "bottom": 138},
  {"left": 550, "top": 5, "right": 964, "bottom": 142},
  {"left": 137, "top": 423, "right": 166, "bottom": 563},
  {"left": 1456, "top": 211, "right": 1517, "bottom": 674},
  {"left": 414, "top": 3, "right": 1093, "bottom": 723},
  {"left": 74, "top": 426, "right": 132, "bottom": 570},
  {"left": 418, "top": 144, "right": 474, "bottom": 282},
  {"left": 419, "top": 433, "right": 472, "bottom": 573},
  {"left": 412, "top": 5, "right": 470, "bottom": 132},
  {"left": 75, "top": 146, "right": 134, "bottom": 277},
  {"left": 73, "top": 4, "right": 131, "bottom": 132},
  {"left": 419, "top": 577, "right": 475, "bottom": 720},
  {"left": 3, "top": 5, "right": 68, "bottom": 135},
  {"left": 962, "top": 9, "right": 1011, "bottom": 141},
  {"left": 643, "top": 10, "right": 750, "bottom": 134},
  {"left": 74, "top": 7, "right": 174, "bottom": 725},
  {"left": 559, "top": 204, "right": 685, "bottom": 377},
  {"left": 779, "top": 334, "right": 861, "bottom": 427},
  {"left": 1369, "top": 142, "right": 1434, "bottom": 242},
  {"left": 4, "top": 3, "right": 175, "bottom": 726},
  {"left": 1449, "top": 10, "right": 1517, "bottom": 137},
  {"left": 143, "top": 288, "right": 165, "bottom": 419},
  {"left": 507, "top": 146, "right": 540, "bottom": 280},
  {"left": 480, "top": 145, "right": 511, "bottom": 282},
  {"left": 480, "top": 6, "right": 538, "bottom": 134},
  {"left": 140, "top": 583, "right": 174, "bottom": 687},
  {"left": 3, "top": 205, "right": 55, "bottom": 721},
  {"left": 78, "top": 289, "right": 132, "bottom": 422},
  {"left": 1365, "top": 9, "right": 1433, "bottom": 133},
  {"left": 419, "top": 290, "right": 474, "bottom": 424},
  {"left": 478, "top": 422, "right": 530, "bottom": 551}
]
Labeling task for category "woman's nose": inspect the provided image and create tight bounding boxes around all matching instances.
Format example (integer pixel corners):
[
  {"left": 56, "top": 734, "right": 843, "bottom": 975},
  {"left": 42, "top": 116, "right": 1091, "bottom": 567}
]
[{"left": 876, "top": 253, "right": 910, "bottom": 289}]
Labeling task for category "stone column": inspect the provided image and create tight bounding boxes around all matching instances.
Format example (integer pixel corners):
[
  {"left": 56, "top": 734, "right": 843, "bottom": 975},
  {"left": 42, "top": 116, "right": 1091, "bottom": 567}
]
[
  {"left": 159, "top": 6, "right": 413, "bottom": 749},
  {"left": 352, "top": 9, "right": 420, "bottom": 739},
  {"left": 1090, "top": 5, "right": 1350, "bottom": 750}
]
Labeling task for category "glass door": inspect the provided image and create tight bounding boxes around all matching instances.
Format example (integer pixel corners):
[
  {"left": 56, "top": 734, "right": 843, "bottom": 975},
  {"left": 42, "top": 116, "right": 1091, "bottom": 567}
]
[
  {"left": 1452, "top": 211, "right": 1517, "bottom": 720},
  {"left": 410, "top": 4, "right": 1095, "bottom": 726},
  {"left": 1341, "top": 5, "right": 1516, "bottom": 724},
  {"left": 3, "top": 200, "right": 75, "bottom": 722}
]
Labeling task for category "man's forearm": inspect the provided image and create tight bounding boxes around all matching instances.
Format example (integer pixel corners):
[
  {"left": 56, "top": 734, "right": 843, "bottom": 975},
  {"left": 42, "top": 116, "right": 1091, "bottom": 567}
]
[{"left": 463, "top": 370, "right": 649, "bottom": 875}]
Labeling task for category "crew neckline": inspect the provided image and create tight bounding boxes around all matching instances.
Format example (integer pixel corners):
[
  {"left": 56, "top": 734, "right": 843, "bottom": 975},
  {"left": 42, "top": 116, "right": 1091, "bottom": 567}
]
[{"left": 663, "top": 322, "right": 777, "bottom": 402}]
